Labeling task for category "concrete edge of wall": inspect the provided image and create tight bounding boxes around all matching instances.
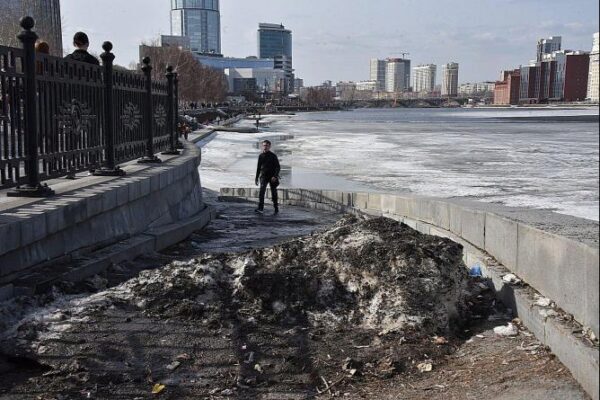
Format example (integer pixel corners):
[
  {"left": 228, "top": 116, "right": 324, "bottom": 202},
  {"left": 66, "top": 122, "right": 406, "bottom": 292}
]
[
  {"left": 219, "top": 187, "right": 599, "bottom": 400},
  {"left": 0, "top": 143, "right": 204, "bottom": 284},
  {"left": 0, "top": 205, "right": 216, "bottom": 302}
]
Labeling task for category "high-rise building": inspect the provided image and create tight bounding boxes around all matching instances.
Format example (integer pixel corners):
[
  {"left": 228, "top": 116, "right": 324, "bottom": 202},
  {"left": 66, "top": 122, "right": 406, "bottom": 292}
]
[
  {"left": 385, "top": 58, "right": 411, "bottom": 93},
  {"left": 441, "top": 62, "right": 459, "bottom": 97},
  {"left": 170, "top": 0, "right": 221, "bottom": 55},
  {"left": 258, "top": 23, "right": 292, "bottom": 59},
  {"left": 0, "top": 0, "right": 63, "bottom": 57},
  {"left": 520, "top": 50, "right": 589, "bottom": 103},
  {"left": 370, "top": 59, "right": 387, "bottom": 91},
  {"left": 544, "top": 51, "right": 590, "bottom": 101},
  {"left": 587, "top": 32, "right": 599, "bottom": 102},
  {"left": 494, "top": 69, "right": 521, "bottom": 105},
  {"left": 537, "top": 36, "right": 562, "bottom": 62},
  {"left": 258, "top": 23, "right": 293, "bottom": 93},
  {"left": 412, "top": 64, "right": 436, "bottom": 93}
]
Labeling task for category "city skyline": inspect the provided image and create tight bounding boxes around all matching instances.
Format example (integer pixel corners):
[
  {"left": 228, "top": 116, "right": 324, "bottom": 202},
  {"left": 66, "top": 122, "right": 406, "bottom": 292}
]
[{"left": 55, "top": 0, "right": 599, "bottom": 85}]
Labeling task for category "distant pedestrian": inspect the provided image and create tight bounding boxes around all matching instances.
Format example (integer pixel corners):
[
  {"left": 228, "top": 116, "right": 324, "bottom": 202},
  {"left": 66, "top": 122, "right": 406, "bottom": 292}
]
[
  {"left": 179, "top": 122, "right": 190, "bottom": 140},
  {"left": 35, "top": 40, "right": 50, "bottom": 74},
  {"left": 255, "top": 140, "right": 281, "bottom": 215},
  {"left": 35, "top": 40, "right": 50, "bottom": 54},
  {"left": 64, "top": 32, "right": 99, "bottom": 65}
]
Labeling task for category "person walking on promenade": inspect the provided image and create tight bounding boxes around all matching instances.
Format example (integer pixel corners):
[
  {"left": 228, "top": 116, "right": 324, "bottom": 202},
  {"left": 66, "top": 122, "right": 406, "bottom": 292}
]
[
  {"left": 64, "top": 32, "right": 99, "bottom": 65},
  {"left": 255, "top": 140, "right": 281, "bottom": 215}
]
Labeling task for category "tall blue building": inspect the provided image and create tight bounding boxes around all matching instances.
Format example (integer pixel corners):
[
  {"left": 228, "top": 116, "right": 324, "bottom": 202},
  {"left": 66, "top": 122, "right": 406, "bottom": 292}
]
[
  {"left": 258, "top": 23, "right": 292, "bottom": 59},
  {"left": 170, "top": 0, "right": 221, "bottom": 55},
  {"left": 258, "top": 23, "right": 293, "bottom": 93}
]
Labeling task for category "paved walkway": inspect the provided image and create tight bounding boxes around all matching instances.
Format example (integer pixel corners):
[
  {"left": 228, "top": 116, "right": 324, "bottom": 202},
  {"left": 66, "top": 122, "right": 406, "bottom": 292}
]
[{"left": 170, "top": 188, "right": 341, "bottom": 255}]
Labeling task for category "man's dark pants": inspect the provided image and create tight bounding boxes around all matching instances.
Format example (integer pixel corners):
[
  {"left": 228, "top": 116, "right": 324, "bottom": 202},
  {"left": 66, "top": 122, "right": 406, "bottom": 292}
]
[{"left": 258, "top": 177, "right": 278, "bottom": 211}]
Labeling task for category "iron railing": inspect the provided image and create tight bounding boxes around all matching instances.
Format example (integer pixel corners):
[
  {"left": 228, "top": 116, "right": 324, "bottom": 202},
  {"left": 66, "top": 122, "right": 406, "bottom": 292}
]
[{"left": 0, "top": 17, "right": 180, "bottom": 196}]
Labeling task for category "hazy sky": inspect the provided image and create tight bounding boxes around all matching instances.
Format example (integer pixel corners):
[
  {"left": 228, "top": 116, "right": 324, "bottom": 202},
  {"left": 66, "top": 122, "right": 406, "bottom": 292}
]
[{"left": 60, "top": 0, "right": 599, "bottom": 85}]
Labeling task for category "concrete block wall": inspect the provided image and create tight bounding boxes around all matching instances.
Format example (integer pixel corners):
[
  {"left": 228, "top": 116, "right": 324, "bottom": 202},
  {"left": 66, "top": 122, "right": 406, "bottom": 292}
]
[
  {"left": 220, "top": 187, "right": 599, "bottom": 338},
  {"left": 0, "top": 143, "right": 204, "bottom": 285}
]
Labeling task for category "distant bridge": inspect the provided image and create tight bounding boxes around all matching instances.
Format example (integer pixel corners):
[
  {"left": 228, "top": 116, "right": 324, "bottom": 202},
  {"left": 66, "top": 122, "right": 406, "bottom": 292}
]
[{"left": 346, "top": 97, "right": 476, "bottom": 108}]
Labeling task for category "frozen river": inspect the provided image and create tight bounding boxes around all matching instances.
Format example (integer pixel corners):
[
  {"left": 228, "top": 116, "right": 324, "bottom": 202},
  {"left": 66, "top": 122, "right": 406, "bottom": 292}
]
[{"left": 199, "top": 107, "right": 600, "bottom": 221}]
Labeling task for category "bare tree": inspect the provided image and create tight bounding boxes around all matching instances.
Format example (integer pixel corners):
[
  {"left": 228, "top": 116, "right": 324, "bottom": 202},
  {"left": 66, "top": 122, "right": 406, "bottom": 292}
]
[
  {"left": 139, "top": 41, "right": 227, "bottom": 103},
  {"left": 301, "top": 87, "right": 335, "bottom": 107}
]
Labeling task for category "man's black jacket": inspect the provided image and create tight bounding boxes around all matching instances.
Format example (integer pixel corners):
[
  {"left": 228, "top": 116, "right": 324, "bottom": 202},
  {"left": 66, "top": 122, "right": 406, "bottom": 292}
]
[
  {"left": 256, "top": 151, "right": 281, "bottom": 181},
  {"left": 65, "top": 49, "right": 100, "bottom": 65}
]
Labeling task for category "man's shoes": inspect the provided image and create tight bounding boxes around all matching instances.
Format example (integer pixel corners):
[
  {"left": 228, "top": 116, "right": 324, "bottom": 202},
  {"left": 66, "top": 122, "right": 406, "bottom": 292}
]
[
  {"left": 273, "top": 208, "right": 279, "bottom": 215},
  {"left": 254, "top": 209, "right": 264, "bottom": 215}
]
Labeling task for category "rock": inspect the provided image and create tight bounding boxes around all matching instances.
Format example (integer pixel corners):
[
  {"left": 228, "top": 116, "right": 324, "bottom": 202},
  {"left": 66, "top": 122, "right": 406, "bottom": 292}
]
[
  {"left": 494, "top": 323, "right": 519, "bottom": 337},
  {"left": 166, "top": 361, "right": 181, "bottom": 371},
  {"left": 417, "top": 362, "right": 433, "bottom": 372},
  {"left": 539, "top": 309, "right": 558, "bottom": 318},
  {"left": 342, "top": 358, "right": 363, "bottom": 376},
  {"left": 534, "top": 296, "right": 552, "bottom": 308},
  {"left": 502, "top": 274, "right": 522, "bottom": 285},
  {"left": 433, "top": 336, "right": 448, "bottom": 345}
]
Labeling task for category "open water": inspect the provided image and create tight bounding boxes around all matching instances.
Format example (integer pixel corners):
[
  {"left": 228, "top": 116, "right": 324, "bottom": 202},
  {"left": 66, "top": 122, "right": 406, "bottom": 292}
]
[{"left": 199, "top": 107, "right": 600, "bottom": 221}]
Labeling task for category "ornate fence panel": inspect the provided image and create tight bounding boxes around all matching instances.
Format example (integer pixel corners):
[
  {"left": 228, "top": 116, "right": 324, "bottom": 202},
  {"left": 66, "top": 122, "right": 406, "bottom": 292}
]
[
  {"left": 113, "top": 69, "right": 146, "bottom": 163},
  {"left": 0, "top": 17, "right": 179, "bottom": 195},
  {"left": 35, "top": 54, "right": 105, "bottom": 179},
  {"left": 0, "top": 45, "right": 26, "bottom": 188},
  {"left": 151, "top": 79, "right": 170, "bottom": 153}
]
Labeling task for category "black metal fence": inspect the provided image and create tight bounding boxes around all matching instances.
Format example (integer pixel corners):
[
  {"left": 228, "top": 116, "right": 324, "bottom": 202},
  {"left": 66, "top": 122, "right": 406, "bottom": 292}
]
[{"left": 0, "top": 17, "right": 180, "bottom": 197}]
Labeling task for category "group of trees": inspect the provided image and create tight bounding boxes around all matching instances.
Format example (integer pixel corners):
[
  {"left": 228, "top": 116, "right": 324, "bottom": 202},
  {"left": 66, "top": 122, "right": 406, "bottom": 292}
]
[
  {"left": 300, "top": 87, "right": 335, "bottom": 107},
  {"left": 139, "top": 42, "right": 227, "bottom": 103}
]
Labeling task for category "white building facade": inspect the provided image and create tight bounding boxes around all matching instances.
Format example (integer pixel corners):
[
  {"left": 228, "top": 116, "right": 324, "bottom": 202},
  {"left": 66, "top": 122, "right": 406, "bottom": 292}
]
[
  {"left": 441, "top": 62, "right": 459, "bottom": 97},
  {"left": 370, "top": 59, "right": 387, "bottom": 91},
  {"left": 386, "top": 58, "right": 411, "bottom": 93},
  {"left": 588, "top": 32, "right": 599, "bottom": 102},
  {"left": 356, "top": 80, "right": 378, "bottom": 91},
  {"left": 412, "top": 64, "right": 437, "bottom": 94}
]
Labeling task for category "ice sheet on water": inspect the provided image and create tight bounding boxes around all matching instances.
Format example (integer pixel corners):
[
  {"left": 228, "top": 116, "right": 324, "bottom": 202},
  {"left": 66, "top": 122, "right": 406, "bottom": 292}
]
[{"left": 199, "top": 109, "right": 599, "bottom": 221}]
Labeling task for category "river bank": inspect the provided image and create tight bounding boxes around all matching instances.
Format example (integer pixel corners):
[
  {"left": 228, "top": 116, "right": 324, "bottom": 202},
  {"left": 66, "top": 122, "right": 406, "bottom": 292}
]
[{"left": 0, "top": 189, "right": 590, "bottom": 399}]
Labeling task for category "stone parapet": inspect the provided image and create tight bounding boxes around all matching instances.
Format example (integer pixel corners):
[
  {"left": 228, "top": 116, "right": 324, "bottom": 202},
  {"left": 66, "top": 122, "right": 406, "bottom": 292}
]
[{"left": 0, "top": 142, "right": 207, "bottom": 287}]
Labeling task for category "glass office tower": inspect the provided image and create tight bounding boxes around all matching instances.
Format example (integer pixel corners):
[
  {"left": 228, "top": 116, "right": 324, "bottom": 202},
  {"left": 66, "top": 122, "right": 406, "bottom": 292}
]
[
  {"left": 171, "top": 0, "right": 221, "bottom": 55},
  {"left": 258, "top": 23, "right": 292, "bottom": 60},
  {"left": 258, "top": 23, "right": 293, "bottom": 93}
]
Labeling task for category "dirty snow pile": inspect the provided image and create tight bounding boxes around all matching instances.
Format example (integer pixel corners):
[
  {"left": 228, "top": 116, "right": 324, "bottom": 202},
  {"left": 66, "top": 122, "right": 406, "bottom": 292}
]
[
  {"left": 2, "top": 216, "right": 471, "bottom": 360},
  {"left": 227, "top": 215, "right": 471, "bottom": 335}
]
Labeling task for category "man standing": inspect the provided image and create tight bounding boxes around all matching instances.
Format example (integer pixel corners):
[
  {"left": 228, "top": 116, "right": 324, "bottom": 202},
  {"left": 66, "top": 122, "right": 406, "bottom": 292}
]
[
  {"left": 64, "top": 32, "right": 99, "bottom": 65},
  {"left": 255, "top": 140, "right": 281, "bottom": 215}
]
